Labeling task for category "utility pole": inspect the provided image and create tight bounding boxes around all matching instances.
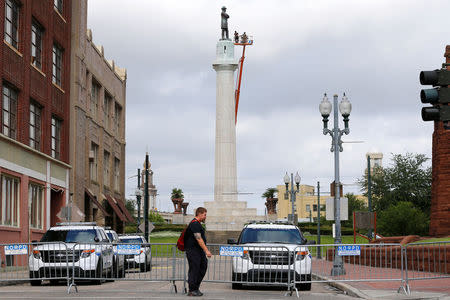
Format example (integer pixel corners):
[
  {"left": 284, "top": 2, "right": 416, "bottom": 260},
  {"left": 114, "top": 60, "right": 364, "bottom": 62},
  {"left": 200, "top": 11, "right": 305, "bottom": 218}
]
[
  {"left": 137, "top": 168, "right": 141, "bottom": 232},
  {"left": 367, "top": 156, "right": 372, "bottom": 240},
  {"left": 317, "top": 181, "right": 321, "bottom": 258},
  {"left": 144, "top": 153, "right": 149, "bottom": 240}
]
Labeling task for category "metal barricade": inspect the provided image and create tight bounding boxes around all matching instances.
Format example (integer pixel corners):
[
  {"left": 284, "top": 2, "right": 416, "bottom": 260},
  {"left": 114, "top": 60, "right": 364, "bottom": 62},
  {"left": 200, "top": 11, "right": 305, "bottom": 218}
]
[
  {"left": 0, "top": 242, "right": 70, "bottom": 288},
  {"left": 68, "top": 242, "right": 185, "bottom": 293},
  {"left": 3, "top": 240, "right": 448, "bottom": 297},
  {"left": 403, "top": 241, "right": 449, "bottom": 286},
  {"left": 293, "top": 243, "right": 409, "bottom": 295},
  {"left": 201, "top": 244, "right": 295, "bottom": 293}
]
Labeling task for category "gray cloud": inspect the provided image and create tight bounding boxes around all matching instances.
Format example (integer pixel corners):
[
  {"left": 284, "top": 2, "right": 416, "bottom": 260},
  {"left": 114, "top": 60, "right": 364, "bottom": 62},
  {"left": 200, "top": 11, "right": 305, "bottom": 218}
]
[{"left": 88, "top": 0, "right": 441, "bottom": 213}]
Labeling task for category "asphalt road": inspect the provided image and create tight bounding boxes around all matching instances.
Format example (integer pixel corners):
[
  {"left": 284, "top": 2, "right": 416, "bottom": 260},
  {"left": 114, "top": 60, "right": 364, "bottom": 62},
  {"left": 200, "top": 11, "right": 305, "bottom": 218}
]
[{"left": 0, "top": 279, "right": 355, "bottom": 299}]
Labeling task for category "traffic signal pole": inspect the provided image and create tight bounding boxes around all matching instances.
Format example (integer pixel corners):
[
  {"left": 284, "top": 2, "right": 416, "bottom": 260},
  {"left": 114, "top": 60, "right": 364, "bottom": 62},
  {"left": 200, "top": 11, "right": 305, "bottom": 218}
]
[{"left": 425, "top": 47, "right": 450, "bottom": 236}]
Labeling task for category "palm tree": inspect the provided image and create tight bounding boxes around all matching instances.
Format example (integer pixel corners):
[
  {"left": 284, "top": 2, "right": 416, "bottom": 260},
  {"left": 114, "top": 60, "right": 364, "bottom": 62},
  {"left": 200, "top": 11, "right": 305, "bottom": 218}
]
[
  {"left": 171, "top": 188, "right": 184, "bottom": 200},
  {"left": 262, "top": 188, "right": 278, "bottom": 199}
]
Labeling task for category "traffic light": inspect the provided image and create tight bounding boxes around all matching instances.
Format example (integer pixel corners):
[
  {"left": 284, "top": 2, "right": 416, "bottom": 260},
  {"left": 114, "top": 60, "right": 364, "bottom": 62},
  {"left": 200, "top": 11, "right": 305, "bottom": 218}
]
[{"left": 420, "top": 68, "right": 450, "bottom": 121}]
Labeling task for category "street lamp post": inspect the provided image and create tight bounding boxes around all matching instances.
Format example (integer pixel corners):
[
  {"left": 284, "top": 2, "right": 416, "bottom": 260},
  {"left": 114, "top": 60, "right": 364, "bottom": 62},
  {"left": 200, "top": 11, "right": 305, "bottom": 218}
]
[
  {"left": 319, "top": 93, "right": 352, "bottom": 276},
  {"left": 284, "top": 172, "right": 301, "bottom": 225},
  {"left": 135, "top": 168, "right": 143, "bottom": 233}
]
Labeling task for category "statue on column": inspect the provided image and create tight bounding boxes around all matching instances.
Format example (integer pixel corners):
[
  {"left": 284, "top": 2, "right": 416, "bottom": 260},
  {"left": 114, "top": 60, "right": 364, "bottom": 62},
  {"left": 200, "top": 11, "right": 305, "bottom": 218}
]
[{"left": 221, "top": 6, "right": 230, "bottom": 40}]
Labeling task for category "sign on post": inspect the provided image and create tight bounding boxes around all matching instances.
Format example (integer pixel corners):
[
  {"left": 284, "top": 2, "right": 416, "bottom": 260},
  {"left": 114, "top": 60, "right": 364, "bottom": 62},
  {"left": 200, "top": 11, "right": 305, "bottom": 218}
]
[
  {"left": 219, "top": 246, "right": 244, "bottom": 257},
  {"left": 138, "top": 222, "right": 155, "bottom": 234},
  {"left": 5, "top": 244, "right": 28, "bottom": 255},
  {"left": 326, "top": 197, "right": 348, "bottom": 221},
  {"left": 337, "top": 245, "right": 361, "bottom": 256},
  {"left": 116, "top": 244, "right": 141, "bottom": 255}
]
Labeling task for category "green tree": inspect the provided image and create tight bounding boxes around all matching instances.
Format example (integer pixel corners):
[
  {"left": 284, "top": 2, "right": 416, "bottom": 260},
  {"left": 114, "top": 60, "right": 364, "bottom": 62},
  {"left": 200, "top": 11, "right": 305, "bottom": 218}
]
[
  {"left": 342, "top": 193, "right": 367, "bottom": 227},
  {"left": 171, "top": 188, "right": 184, "bottom": 200},
  {"left": 125, "top": 199, "right": 136, "bottom": 222},
  {"left": 261, "top": 188, "right": 278, "bottom": 199},
  {"left": 148, "top": 211, "right": 165, "bottom": 224},
  {"left": 377, "top": 201, "right": 429, "bottom": 236},
  {"left": 358, "top": 153, "right": 431, "bottom": 215}
]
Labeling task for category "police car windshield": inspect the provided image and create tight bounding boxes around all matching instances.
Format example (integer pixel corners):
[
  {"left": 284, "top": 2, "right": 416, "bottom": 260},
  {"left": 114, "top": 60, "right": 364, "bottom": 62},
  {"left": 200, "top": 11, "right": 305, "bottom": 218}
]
[
  {"left": 239, "top": 228, "right": 304, "bottom": 244},
  {"left": 41, "top": 229, "right": 97, "bottom": 243},
  {"left": 119, "top": 238, "right": 143, "bottom": 244}
]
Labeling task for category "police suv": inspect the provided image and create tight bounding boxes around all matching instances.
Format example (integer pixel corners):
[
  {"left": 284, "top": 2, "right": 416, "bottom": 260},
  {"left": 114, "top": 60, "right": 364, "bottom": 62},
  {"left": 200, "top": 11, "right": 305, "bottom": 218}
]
[
  {"left": 29, "top": 222, "right": 114, "bottom": 285},
  {"left": 105, "top": 228, "right": 125, "bottom": 278},
  {"left": 118, "top": 234, "right": 151, "bottom": 272},
  {"left": 228, "top": 222, "right": 314, "bottom": 290}
]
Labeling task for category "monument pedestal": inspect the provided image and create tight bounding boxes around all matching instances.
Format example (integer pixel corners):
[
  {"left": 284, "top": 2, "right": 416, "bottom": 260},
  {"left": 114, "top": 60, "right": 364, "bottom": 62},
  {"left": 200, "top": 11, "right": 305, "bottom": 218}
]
[{"left": 204, "top": 200, "right": 264, "bottom": 231}]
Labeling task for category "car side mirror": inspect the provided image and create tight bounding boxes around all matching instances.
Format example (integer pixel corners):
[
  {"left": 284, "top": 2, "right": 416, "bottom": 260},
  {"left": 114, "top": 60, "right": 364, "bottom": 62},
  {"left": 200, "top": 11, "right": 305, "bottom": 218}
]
[
  {"left": 305, "top": 240, "right": 316, "bottom": 245},
  {"left": 31, "top": 240, "right": 37, "bottom": 243},
  {"left": 228, "top": 238, "right": 237, "bottom": 244},
  {"left": 103, "top": 239, "right": 110, "bottom": 243},
  {"left": 94, "top": 237, "right": 100, "bottom": 243}
]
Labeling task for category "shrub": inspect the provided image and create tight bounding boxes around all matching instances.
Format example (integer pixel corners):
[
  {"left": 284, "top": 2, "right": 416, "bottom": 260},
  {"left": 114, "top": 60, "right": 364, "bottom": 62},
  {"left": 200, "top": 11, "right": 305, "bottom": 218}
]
[{"left": 377, "top": 201, "right": 429, "bottom": 236}]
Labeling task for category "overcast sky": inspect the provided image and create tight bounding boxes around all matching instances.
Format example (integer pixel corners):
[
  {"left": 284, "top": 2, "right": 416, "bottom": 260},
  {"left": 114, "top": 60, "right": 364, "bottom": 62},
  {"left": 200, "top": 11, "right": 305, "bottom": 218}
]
[{"left": 87, "top": 0, "right": 446, "bottom": 214}]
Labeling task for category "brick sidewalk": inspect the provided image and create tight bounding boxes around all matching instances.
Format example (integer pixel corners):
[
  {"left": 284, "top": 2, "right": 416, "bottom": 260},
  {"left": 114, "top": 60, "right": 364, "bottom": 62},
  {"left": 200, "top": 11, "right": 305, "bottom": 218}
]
[{"left": 311, "top": 258, "right": 450, "bottom": 295}]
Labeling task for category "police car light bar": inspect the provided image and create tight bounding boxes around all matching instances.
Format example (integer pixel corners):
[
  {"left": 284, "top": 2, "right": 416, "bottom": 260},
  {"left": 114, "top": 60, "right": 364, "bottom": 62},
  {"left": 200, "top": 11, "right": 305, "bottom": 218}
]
[{"left": 56, "top": 222, "right": 97, "bottom": 226}]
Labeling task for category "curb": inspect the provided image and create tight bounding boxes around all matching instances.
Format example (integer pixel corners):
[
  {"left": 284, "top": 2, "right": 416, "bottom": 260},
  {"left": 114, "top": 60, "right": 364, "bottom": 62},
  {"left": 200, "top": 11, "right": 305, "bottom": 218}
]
[{"left": 312, "top": 273, "right": 370, "bottom": 299}]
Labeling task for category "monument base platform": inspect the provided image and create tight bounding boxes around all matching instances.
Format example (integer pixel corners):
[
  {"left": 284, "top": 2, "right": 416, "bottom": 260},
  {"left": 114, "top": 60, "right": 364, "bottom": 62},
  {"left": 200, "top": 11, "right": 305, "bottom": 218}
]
[{"left": 204, "top": 200, "right": 265, "bottom": 231}]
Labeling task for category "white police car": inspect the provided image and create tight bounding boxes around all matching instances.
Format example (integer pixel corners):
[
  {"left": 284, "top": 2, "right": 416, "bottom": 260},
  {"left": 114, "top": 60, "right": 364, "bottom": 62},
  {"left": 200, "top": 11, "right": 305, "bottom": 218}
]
[
  {"left": 105, "top": 229, "right": 125, "bottom": 278},
  {"left": 228, "top": 222, "right": 313, "bottom": 290},
  {"left": 29, "top": 222, "right": 113, "bottom": 285},
  {"left": 118, "top": 235, "right": 151, "bottom": 272}
]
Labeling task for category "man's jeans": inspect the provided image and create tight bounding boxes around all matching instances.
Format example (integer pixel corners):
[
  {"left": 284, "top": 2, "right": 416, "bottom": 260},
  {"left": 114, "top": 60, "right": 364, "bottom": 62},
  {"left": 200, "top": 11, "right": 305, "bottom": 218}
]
[{"left": 186, "top": 248, "right": 208, "bottom": 292}]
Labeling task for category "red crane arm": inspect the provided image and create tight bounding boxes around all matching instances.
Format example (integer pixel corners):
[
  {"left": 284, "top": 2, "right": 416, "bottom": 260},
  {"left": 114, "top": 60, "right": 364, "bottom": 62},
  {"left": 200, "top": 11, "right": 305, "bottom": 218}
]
[{"left": 235, "top": 45, "right": 246, "bottom": 124}]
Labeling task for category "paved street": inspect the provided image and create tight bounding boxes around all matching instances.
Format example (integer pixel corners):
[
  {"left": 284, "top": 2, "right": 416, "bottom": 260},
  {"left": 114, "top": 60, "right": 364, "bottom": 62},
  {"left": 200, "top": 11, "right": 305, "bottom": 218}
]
[{"left": 0, "top": 280, "right": 353, "bottom": 299}]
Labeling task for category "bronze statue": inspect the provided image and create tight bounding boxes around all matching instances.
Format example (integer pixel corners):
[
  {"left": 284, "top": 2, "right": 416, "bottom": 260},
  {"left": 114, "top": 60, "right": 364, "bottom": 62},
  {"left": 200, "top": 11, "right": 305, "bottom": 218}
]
[{"left": 221, "top": 6, "right": 229, "bottom": 40}]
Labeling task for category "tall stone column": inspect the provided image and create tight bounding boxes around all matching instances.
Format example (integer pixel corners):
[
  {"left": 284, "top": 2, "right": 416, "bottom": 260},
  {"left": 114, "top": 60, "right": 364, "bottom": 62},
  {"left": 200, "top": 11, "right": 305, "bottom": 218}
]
[{"left": 213, "top": 40, "right": 238, "bottom": 203}]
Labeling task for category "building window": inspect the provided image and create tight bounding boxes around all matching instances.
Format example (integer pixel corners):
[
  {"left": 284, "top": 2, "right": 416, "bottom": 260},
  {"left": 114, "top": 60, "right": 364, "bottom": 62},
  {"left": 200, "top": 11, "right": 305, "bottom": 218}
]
[
  {"left": 313, "top": 204, "right": 317, "bottom": 212},
  {"left": 29, "top": 183, "right": 43, "bottom": 229},
  {"left": 91, "top": 81, "right": 100, "bottom": 117},
  {"left": 305, "top": 204, "right": 310, "bottom": 212},
  {"left": 89, "top": 143, "right": 98, "bottom": 182},
  {"left": 114, "top": 158, "right": 120, "bottom": 191},
  {"left": 103, "top": 93, "right": 111, "bottom": 129},
  {"left": 52, "top": 44, "right": 63, "bottom": 86},
  {"left": 114, "top": 103, "right": 121, "bottom": 134},
  {"left": 2, "top": 84, "right": 18, "bottom": 139},
  {"left": 54, "top": 0, "right": 63, "bottom": 14},
  {"left": 103, "top": 151, "right": 110, "bottom": 187},
  {"left": 1, "top": 175, "right": 20, "bottom": 227},
  {"left": 31, "top": 20, "right": 43, "bottom": 69},
  {"left": 4, "top": 0, "right": 19, "bottom": 49},
  {"left": 51, "top": 116, "right": 61, "bottom": 159},
  {"left": 29, "top": 101, "right": 41, "bottom": 150}
]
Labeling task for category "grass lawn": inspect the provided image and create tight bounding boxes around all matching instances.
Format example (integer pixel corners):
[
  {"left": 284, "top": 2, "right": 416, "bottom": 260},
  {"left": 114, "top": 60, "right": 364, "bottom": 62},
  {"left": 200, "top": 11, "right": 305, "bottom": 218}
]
[
  {"left": 148, "top": 234, "right": 369, "bottom": 245},
  {"left": 410, "top": 237, "right": 450, "bottom": 244},
  {"left": 305, "top": 235, "right": 369, "bottom": 245}
]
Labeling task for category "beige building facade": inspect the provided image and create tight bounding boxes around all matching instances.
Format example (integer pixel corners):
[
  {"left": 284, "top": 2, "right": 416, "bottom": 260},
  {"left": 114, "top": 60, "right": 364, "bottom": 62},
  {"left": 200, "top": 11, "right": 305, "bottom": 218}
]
[
  {"left": 69, "top": 1, "right": 131, "bottom": 232},
  {"left": 276, "top": 184, "right": 327, "bottom": 221},
  {"left": 276, "top": 184, "right": 368, "bottom": 222}
]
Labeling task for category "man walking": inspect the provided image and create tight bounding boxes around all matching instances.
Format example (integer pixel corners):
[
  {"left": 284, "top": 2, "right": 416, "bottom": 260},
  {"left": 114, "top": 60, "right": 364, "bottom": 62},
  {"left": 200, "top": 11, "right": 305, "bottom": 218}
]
[{"left": 184, "top": 207, "right": 211, "bottom": 296}]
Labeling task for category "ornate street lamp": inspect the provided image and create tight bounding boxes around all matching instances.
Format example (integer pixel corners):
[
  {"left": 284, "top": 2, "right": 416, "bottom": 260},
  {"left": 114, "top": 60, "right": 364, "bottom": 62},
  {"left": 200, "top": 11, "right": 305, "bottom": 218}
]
[
  {"left": 319, "top": 93, "right": 352, "bottom": 276},
  {"left": 284, "top": 171, "right": 301, "bottom": 224}
]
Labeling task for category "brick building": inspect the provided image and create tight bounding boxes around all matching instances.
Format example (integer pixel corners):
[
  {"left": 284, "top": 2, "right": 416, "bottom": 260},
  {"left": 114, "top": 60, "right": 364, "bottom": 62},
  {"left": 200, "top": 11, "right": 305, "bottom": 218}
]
[
  {"left": 70, "top": 1, "right": 130, "bottom": 232},
  {"left": 429, "top": 46, "right": 450, "bottom": 236},
  {"left": 0, "top": 0, "right": 72, "bottom": 243}
]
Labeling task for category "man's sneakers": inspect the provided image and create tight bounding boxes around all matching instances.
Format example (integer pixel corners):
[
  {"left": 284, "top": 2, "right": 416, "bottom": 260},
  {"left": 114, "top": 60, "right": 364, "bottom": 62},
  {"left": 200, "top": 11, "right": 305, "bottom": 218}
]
[{"left": 187, "top": 290, "right": 203, "bottom": 297}]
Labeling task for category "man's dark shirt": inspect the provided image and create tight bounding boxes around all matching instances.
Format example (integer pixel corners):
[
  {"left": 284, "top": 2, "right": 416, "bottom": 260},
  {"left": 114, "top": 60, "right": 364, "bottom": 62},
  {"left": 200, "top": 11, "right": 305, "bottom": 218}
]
[{"left": 184, "top": 219, "right": 206, "bottom": 251}]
